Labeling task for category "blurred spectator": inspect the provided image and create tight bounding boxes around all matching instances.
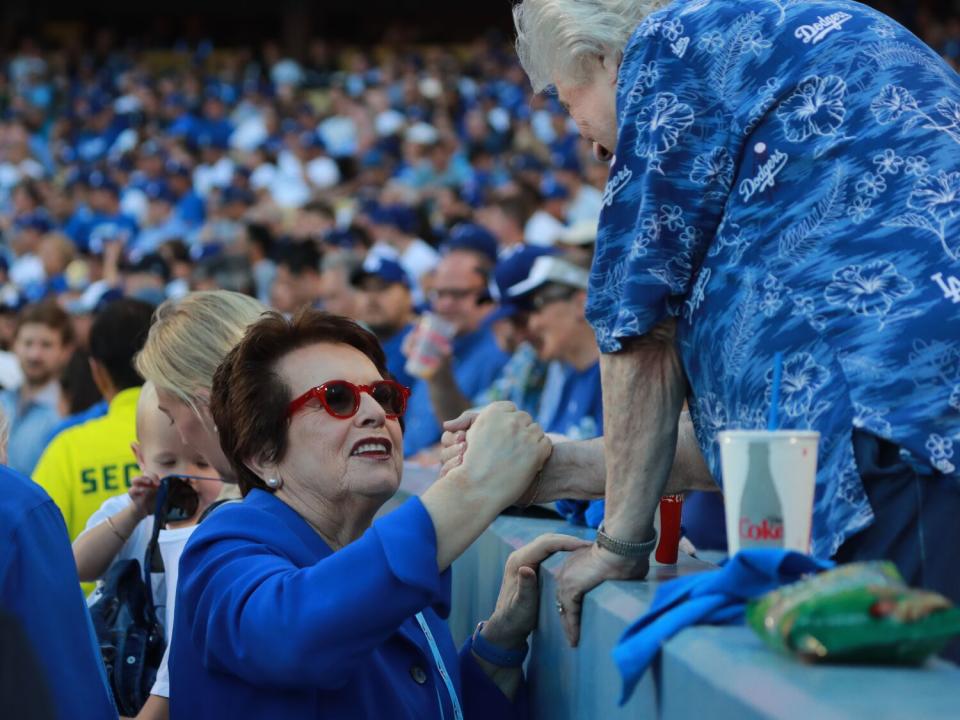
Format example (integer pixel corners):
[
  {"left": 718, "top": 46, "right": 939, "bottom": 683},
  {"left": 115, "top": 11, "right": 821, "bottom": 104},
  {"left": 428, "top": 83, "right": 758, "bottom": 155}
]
[
  {"left": 350, "top": 255, "right": 417, "bottom": 389},
  {"left": 32, "top": 299, "right": 153, "bottom": 549},
  {"left": 273, "top": 241, "right": 323, "bottom": 312},
  {"left": 242, "top": 223, "right": 277, "bottom": 304},
  {"left": 0, "top": 301, "right": 72, "bottom": 474},
  {"left": 367, "top": 203, "right": 440, "bottom": 303},
  {"left": 46, "top": 349, "right": 107, "bottom": 444},
  {"left": 318, "top": 250, "right": 361, "bottom": 318},
  {"left": 402, "top": 249, "right": 510, "bottom": 457}
]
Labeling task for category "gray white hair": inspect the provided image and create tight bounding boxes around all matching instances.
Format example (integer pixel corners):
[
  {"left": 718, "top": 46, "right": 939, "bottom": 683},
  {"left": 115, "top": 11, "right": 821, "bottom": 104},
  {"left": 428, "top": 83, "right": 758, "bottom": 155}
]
[{"left": 513, "top": 0, "right": 669, "bottom": 93}]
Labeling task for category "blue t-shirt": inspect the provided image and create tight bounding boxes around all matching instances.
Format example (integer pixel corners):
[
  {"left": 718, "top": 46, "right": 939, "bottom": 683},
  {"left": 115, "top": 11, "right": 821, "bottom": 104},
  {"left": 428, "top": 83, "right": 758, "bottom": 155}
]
[
  {"left": 588, "top": 0, "right": 960, "bottom": 558},
  {"left": 403, "top": 321, "right": 510, "bottom": 456},
  {"left": 545, "top": 362, "right": 608, "bottom": 528},
  {"left": 84, "top": 212, "right": 140, "bottom": 254},
  {"left": 381, "top": 324, "right": 416, "bottom": 391},
  {"left": 0, "top": 388, "right": 61, "bottom": 476},
  {"left": 0, "top": 465, "right": 116, "bottom": 719}
]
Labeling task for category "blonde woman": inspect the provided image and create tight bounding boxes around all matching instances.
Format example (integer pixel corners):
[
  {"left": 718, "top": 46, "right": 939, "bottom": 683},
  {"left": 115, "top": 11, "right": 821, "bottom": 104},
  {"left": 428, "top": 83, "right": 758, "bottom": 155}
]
[{"left": 135, "top": 291, "right": 265, "bottom": 482}]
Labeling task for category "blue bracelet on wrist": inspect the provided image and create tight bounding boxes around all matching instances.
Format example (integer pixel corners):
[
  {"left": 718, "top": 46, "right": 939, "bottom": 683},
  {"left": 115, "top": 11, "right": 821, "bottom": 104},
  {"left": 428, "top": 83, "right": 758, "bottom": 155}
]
[{"left": 471, "top": 622, "right": 529, "bottom": 668}]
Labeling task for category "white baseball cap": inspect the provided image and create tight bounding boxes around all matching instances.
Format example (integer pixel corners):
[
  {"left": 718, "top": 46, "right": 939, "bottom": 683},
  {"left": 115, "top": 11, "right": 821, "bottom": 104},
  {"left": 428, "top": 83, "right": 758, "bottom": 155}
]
[
  {"left": 507, "top": 255, "right": 590, "bottom": 297},
  {"left": 558, "top": 218, "right": 598, "bottom": 246}
]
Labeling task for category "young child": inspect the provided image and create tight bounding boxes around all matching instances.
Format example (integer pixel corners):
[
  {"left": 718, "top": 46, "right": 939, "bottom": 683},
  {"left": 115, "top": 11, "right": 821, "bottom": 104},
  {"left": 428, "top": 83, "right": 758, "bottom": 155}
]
[{"left": 73, "top": 381, "right": 225, "bottom": 720}]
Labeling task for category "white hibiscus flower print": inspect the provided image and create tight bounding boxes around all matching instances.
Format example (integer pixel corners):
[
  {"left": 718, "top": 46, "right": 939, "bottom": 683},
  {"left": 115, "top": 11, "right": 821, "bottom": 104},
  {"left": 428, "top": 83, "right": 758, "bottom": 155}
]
[
  {"left": 690, "top": 147, "right": 734, "bottom": 189},
  {"left": 742, "top": 30, "right": 772, "bottom": 55},
  {"left": 925, "top": 433, "right": 956, "bottom": 475},
  {"left": 853, "top": 402, "right": 892, "bottom": 436},
  {"left": 628, "top": 232, "right": 650, "bottom": 261},
  {"left": 699, "top": 31, "right": 724, "bottom": 53},
  {"left": 695, "top": 392, "right": 727, "bottom": 439},
  {"left": 907, "top": 170, "right": 960, "bottom": 222},
  {"left": 856, "top": 172, "right": 887, "bottom": 198},
  {"left": 640, "top": 215, "right": 661, "bottom": 242},
  {"left": 660, "top": 204, "right": 684, "bottom": 231},
  {"left": 870, "top": 22, "right": 896, "bottom": 38},
  {"left": 634, "top": 93, "right": 695, "bottom": 162},
  {"left": 824, "top": 260, "right": 914, "bottom": 318},
  {"left": 949, "top": 385, "right": 960, "bottom": 412},
  {"left": 904, "top": 155, "right": 930, "bottom": 177},
  {"left": 870, "top": 85, "right": 919, "bottom": 124},
  {"left": 776, "top": 75, "right": 847, "bottom": 142},
  {"left": 759, "top": 290, "right": 783, "bottom": 317},
  {"left": 636, "top": 62, "right": 660, "bottom": 90},
  {"left": 768, "top": 353, "right": 830, "bottom": 419},
  {"left": 935, "top": 97, "right": 960, "bottom": 127},
  {"left": 679, "top": 225, "right": 701, "bottom": 248},
  {"left": 873, "top": 149, "right": 903, "bottom": 175},
  {"left": 661, "top": 19, "right": 684, "bottom": 42},
  {"left": 847, "top": 196, "right": 874, "bottom": 224}
]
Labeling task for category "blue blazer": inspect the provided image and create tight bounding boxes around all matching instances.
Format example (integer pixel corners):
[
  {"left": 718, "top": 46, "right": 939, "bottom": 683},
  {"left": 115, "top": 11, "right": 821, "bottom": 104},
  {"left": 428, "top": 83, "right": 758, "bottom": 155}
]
[{"left": 170, "top": 489, "right": 526, "bottom": 719}]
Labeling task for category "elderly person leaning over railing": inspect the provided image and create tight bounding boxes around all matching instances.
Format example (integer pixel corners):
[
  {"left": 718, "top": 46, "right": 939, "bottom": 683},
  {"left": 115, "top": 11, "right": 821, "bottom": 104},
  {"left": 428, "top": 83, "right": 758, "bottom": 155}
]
[
  {"left": 501, "top": 0, "right": 960, "bottom": 657},
  {"left": 168, "top": 308, "right": 587, "bottom": 719}
]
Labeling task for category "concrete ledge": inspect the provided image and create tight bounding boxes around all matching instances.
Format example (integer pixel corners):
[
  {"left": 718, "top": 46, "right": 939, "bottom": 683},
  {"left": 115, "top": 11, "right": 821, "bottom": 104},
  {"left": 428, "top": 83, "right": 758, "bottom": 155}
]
[{"left": 397, "top": 466, "right": 960, "bottom": 719}]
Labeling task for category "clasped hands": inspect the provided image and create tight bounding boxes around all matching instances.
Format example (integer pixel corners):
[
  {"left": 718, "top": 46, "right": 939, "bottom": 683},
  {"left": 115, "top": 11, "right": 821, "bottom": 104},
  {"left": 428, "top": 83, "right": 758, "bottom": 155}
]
[{"left": 440, "top": 404, "right": 650, "bottom": 647}]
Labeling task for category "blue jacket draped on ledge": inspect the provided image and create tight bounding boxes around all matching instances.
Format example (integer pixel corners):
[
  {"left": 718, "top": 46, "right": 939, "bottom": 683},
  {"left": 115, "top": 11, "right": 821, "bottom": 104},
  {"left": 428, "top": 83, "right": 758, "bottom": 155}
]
[{"left": 170, "top": 489, "right": 526, "bottom": 719}]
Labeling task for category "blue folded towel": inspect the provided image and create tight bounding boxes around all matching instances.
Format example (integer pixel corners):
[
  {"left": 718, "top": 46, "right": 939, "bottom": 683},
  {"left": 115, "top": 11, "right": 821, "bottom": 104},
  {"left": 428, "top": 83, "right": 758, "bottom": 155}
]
[{"left": 613, "top": 549, "right": 834, "bottom": 703}]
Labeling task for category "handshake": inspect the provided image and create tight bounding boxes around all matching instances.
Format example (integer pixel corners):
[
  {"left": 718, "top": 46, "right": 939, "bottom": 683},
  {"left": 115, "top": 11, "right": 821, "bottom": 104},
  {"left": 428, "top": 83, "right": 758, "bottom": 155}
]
[{"left": 435, "top": 401, "right": 553, "bottom": 509}]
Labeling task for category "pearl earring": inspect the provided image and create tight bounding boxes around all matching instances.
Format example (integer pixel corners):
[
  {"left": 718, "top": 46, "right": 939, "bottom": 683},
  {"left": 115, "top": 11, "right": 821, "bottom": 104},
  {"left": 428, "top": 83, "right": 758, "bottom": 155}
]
[{"left": 266, "top": 476, "right": 283, "bottom": 490}]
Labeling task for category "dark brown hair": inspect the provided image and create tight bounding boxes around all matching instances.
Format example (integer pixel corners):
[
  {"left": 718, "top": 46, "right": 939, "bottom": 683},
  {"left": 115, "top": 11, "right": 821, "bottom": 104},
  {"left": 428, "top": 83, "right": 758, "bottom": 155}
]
[
  {"left": 210, "top": 308, "right": 389, "bottom": 496},
  {"left": 16, "top": 301, "right": 74, "bottom": 346}
]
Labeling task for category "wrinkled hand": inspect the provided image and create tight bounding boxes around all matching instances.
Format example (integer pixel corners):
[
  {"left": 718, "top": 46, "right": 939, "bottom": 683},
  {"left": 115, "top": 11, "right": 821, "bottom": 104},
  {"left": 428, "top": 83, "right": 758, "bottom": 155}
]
[
  {"left": 438, "top": 410, "right": 480, "bottom": 478},
  {"left": 482, "top": 533, "right": 592, "bottom": 648},
  {"left": 128, "top": 474, "right": 160, "bottom": 520},
  {"left": 459, "top": 402, "right": 551, "bottom": 507},
  {"left": 556, "top": 544, "right": 650, "bottom": 647}
]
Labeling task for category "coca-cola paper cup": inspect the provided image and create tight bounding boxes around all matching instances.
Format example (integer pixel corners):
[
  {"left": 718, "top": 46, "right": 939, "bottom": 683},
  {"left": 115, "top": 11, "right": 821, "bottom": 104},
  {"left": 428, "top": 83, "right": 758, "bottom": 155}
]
[{"left": 718, "top": 430, "right": 819, "bottom": 556}]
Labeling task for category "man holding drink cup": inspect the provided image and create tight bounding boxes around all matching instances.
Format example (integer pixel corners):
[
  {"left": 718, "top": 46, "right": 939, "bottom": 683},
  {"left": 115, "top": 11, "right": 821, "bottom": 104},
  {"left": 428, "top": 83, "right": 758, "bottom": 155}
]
[{"left": 401, "top": 248, "right": 510, "bottom": 459}]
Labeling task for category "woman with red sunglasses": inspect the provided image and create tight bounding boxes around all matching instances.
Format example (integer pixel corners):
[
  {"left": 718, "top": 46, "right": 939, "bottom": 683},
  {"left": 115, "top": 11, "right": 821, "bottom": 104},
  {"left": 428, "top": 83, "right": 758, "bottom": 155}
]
[{"left": 168, "top": 307, "right": 585, "bottom": 720}]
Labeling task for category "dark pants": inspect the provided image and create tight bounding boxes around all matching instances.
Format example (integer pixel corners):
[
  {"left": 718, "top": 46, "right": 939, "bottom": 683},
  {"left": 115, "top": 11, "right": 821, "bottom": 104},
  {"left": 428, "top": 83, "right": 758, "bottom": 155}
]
[{"left": 836, "top": 430, "right": 960, "bottom": 663}]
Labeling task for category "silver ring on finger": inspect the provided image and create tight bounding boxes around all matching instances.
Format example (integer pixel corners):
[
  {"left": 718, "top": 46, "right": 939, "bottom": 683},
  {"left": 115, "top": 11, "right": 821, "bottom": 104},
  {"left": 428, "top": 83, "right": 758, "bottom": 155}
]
[{"left": 555, "top": 599, "right": 565, "bottom": 615}]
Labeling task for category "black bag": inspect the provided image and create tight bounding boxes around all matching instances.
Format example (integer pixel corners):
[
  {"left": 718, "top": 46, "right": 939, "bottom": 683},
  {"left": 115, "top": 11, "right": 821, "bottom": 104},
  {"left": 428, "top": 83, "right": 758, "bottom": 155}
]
[{"left": 88, "top": 558, "right": 166, "bottom": 716}]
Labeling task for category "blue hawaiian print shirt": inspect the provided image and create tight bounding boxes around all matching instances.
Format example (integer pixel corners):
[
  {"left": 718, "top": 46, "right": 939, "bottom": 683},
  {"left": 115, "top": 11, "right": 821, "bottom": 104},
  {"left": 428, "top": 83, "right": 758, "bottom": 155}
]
[{"left": 589, "top": 0, "right": 960, "bottom": 558}]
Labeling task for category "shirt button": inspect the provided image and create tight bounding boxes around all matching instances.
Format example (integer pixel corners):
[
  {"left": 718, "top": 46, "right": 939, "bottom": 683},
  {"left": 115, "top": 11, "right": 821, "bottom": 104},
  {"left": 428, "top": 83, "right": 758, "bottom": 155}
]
[{"left": 410, "top": 665, "right": 428, "bottom": 685}]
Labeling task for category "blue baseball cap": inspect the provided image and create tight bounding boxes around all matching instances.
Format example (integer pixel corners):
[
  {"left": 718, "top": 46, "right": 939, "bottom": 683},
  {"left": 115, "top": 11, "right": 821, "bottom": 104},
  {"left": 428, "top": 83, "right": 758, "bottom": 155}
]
[
  {"left": 144, "top": 180, "right": 175, "bottom": 204},
  {"left": 350, "top": 255, "right": 411, "bottom": 289},
  {"left": 87, "top": 170, "right": 120, "bottom": 196},
  {"left": 441, "top": 222, "right": 499, "bottom": 266},
  {"left": 323, "top": 227, "right": 363, "bottom": 249},
  {"left": 221, "top": 186, "right": 255, "bottom": 206},
  {"left": 165, "top": 160, "right": 191, "bottom": 178},
  {"left": 540, "top": 173, "right": 570, "bottom": 201},
  {"left": 14, "top": 212, "right": 54, "bottom": 234},
  {"left": 487, "top": 244, "right": 558, "bottom": 322},
  {"left": 368, "top": 203, "right": 417, "bottom": 234}
]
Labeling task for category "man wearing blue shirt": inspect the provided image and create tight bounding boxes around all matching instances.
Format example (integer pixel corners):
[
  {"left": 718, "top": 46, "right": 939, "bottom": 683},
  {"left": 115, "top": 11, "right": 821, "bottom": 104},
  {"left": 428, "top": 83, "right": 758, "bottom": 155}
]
[
  {"left": 81, "top": 172, "right": 139, "bottom": 255},
  {"left": 349, "top": 255, "right": 417, "bottom": 390},
  {"left": 0, "top": 464, "right": 117, "bottom": 719},
  {"left": 509, "top": 255, "right": 607, "bottom": 527},
  {"left": 403, "top": 250, "right": 509, "bottom": 458},
  {"left": 0, "top": 302, "right": 71, "bottom": 475}
]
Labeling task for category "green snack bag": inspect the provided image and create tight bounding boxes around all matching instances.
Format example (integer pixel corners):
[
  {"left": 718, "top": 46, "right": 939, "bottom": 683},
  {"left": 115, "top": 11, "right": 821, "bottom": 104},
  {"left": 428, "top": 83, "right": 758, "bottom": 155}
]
[{"left": 747, "top": 561, "right": 960, "bottom": 664}]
